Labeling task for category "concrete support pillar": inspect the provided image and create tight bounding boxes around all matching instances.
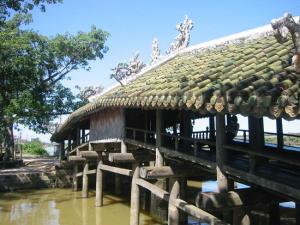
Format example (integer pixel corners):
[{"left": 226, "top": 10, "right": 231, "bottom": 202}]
[
  {"left": 168, "top": 179, "right": 180, "bottom": 225},
  {"left": 82, "top": 162, "right": 89, "bottom": 198},
  {"left": 130, "top": 163, "right": 140, "bottom": 225},
  {"left": 72, "top": 164, "right": 78, "bottom": 192},
  {"left": 95, "top": 160, "right": 103, "bottom": 207}
]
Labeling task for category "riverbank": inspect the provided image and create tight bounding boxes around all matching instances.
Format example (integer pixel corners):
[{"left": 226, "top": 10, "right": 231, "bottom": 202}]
[{"left": 0, "top": 157, "right": 72, "bottom": 191}]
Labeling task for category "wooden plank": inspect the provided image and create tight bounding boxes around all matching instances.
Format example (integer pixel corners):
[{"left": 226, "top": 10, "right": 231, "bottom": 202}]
[
  {"left": 171, "top": 198, "right": 228, "bottom": 225},
  {"left": 223, "top": 144, "right": 300, "bottom": 167},
  {"left": 99, "top": 164, "right": 132, "bottom": 176},
  {"left": 160, "top": 146, "right": 215, "bottom": 171},
  {"left": 136, "top": 178, "right": 170, "bottom": 201},
  {"left": 125, "top": 138, "right": 156, "bottom": 151}
]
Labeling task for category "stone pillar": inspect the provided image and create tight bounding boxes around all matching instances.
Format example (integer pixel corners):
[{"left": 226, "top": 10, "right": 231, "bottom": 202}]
[
  {"left": 72, "top": 164, "right": 78, "bottom": 192},
  {"left": 95, "top": 160, "right": 103, "bottom": 207}
]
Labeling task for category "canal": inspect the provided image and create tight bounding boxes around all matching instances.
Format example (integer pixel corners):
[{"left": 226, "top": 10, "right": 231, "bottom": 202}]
[{"left": 0, "top": 189, "right": 162, "bottom": 225}]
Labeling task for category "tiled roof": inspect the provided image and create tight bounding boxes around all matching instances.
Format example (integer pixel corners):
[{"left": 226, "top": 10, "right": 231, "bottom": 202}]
[{"left": 51, "top": 25, "right": 299, "bottom": 141}]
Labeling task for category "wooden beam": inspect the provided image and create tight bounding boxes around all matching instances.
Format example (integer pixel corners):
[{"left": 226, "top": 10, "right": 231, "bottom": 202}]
[
  {"left": 195, "top": 188, "right": 283, "bottom": 210},
  {"left": 108, "top": 152, "right": 155, "bottom": 163},
  {"left": 76, "top": 127, "right": 80, "bottom": 146},
  {"left": 140, "top": 166, "right": 193, "bottom": 179},
  {"left": 68, "top": 156, "right": 86, "bottom": 162},
  {"left": 136, "top": 178, "right": 169, "bottom": 201},
  {"left": 76, "top": 172, "right": 83, "bottom": 177},
  {"left": 95, "top": 160, "right": 103, "bottom": 207},
  {"left": 80, "top": 151, "right": 99, "bottom": 159},
  {"left": 224, "top": 165, "right": 300, "bottom": 201},
  {"left": 82, "top": 162, "right": 89, "bottom": 198},
  {"left": 172, "top": 198, "right": 229, "bottom": 225},
  {"left": 268, "top": 203, "right": 280, "bottom": 225},
  {"left": 99, "top": 164, "right": 133, "bottom": 176},
  {"left": 130, "top": 163, "right": 140, "bottom": 225},
  {"left": 296, "top": 202, "right": 300, "bottom": 225},
  {"left": 209, "top": 115, "right": 215, "bottom": 140}
]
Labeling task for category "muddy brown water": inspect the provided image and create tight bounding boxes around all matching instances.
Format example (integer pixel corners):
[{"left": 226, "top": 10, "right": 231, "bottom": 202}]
[{"left": 0, "top": 189, "right": 163, "bottom": 225}]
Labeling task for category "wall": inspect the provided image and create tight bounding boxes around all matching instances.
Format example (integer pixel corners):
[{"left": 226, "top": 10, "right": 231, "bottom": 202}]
[{"left": 89, "top": 108, "right": 125, "bottom": 141}]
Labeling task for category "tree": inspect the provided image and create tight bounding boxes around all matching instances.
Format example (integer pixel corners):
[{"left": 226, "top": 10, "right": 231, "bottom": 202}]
[
  {"left": 0, "top": 0, "right": 62, "bottom": 23},
  {"left": 0, "top": 14, "right": 109, "bottom": 159},
  {"left": 23, "top": 139, "right": 49, "bottom": 156}
]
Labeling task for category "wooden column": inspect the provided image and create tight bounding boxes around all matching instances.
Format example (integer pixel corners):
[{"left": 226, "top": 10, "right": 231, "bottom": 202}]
[
  {"left": 68, "top": 135, "right": 72, "bottom": 152},
  {"left": 82, "top": 129, "right": 85, "bottom": 143},
  {"left": 156, "top": 109, "right": 164, "bottom": 166},
  {"left": 296, "top": 202, "right": 300, "bottom": 225},
  {"left": 60, "top": 141, "right": 65, "bottom": 160},
  {"left": 268, "top": 203, "right": 280, "bottom": 225},
  {"left": 276, "top": 118, "right": 283, "bottom": 149},
  {"left": 130, "top": 163, "right": 140, "bottom": 225},
  {"left": 209, "top": 115, "right": 215, "bottom": 140},
  {"left": 151, "top": 109, "right": 167, "bottom": 221},
  {"left": 216, "top": 114, "right": 234, "bottom": 223},
  {"left": 76, "top": 127, "right": 80, "bottom": 146},
  {"left": 95, "top": 159, "right": 103, "bottom": 207},
  {"left": 216, "top": 114, "right": 233, "bottom": 192},
  {"left": 72, "top": 164, "right": 78, "bottom": 191},
  {"left": 168, "top": 179, "right": 180, "bottom": 225},
  {"left": 248, "top": 117, "right": 264, "bottom": 173},
  {"left": 82, "top": 162, "right": 89, "bottom": 198}
]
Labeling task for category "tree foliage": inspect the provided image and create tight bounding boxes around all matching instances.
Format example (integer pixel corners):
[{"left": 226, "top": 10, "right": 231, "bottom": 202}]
[
  {"left": 23, "top": 139, "right": 49, "bottom": 156},
  {"left": 0, "top": 0, "right": 62, "bottom": 23},
  {"left": 0, "top": 3, "right": 109, "bottom": 158}
]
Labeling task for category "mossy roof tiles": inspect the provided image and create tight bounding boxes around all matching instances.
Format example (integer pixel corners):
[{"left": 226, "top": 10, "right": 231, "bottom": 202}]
[{"left": 51, "top": 29, "right": 300, "bottom": 141}]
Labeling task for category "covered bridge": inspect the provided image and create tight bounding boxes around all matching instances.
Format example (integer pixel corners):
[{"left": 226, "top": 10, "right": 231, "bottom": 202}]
[{"left": 51, "top": 14, "right": 300, "bottom": 225}]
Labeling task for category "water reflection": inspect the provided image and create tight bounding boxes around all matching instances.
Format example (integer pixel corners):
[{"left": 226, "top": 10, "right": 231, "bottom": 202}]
[{"left": 0, "top": 189, "right": 162, "bottom": 225}]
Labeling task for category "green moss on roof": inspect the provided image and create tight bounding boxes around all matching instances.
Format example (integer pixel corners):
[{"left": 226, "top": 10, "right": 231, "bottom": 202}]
[{"left": 51, "top": 33, "right": 300, "bottom": 141}]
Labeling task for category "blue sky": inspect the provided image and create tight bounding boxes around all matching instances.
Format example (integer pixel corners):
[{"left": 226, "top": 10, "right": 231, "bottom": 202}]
[{"left": 19, "top": 0, "right": 300, "bottom": 142}]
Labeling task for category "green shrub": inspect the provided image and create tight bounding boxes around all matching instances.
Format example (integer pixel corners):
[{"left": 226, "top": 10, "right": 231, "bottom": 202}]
[{"left": 23, "top": 140, "right": 49, "bottom": 156}]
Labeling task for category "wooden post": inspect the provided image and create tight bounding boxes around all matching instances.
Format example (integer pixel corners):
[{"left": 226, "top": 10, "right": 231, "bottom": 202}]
[
  {"left": 248, "top": 117, "right": 264, "bottom": 173},
  {"left": 209, "top": 115, "right": 215, "bottom": 140},
  {"left": 296, "top": 202, "right": 300, "bottom": 225},
  {"left": 121, "top": 140, "right": 127, "bottom": 153},
  {"left": 82, "top": 129, "right": 85, "bottom": 143},
  {"left": 82, "top": 162, "right": 89, "bottom": 198},
  {"left": 68, "top": 135, "right": 72, "bottom": 153},
  {"left": 95, "top": 160, "right": 103, "bottom": 207},
  {"left": 268, "top": 203, "right": 280, "bottom": 225},
  {"left": 216, "top": 114, "right": 234, "bottom": 223},
  {"left": 276, "top": 118, "right": 283, "bottom": 149},
  {"left": 130, "top": 163, "right": 140, "bottom": 225},
  {"left": 168, "top": 179, "right": 180, "bottom": 225},
  {"left": 76, "top": 127, "right": 80, "bottom": 146},
  {"left": 73, "top": 164, "right": 78, "bottom": 191},
  {"left": 156, "top": 109, "right": 164, "bottom": 166},
  {"left": 216, "top": 114, "right": 233, "bottom": 192},
  {"left": 60, "top": 141, "right": 65, "bottom": 161}
]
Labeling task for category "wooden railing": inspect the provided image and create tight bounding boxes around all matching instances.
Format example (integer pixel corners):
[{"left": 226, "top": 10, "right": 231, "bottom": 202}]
[{"left": 125, "top": 127, "right": 156, "bottom": 145}]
